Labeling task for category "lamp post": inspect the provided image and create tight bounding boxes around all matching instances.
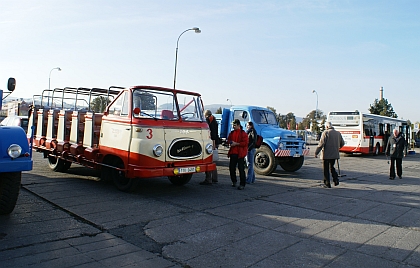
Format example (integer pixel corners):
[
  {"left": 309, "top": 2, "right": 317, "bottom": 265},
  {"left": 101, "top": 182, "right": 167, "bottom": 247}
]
[
  {"left": 312, "top": 90, "right": 318, "bottom": 119},
  {"left": 48, "top": 67, "right": 61, "bottom": 106},
  {"left": 227, "top": 98, "right": 232, "bottom": 107},
  {"left": 173, "top": 27, "right": 201, "bottom": 89}
]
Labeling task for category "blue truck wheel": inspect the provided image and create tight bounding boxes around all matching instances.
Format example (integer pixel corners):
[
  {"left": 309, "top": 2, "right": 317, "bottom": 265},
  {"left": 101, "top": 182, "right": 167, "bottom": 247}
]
[
  {"left": 254, "top": 145, "right": 278, "bottom": 176},
  {"left": 279, "top": 156, "right": 304, "bottom": 172},
  {"left": 0, "top": 172, "right": 21, "bottom": 215}
]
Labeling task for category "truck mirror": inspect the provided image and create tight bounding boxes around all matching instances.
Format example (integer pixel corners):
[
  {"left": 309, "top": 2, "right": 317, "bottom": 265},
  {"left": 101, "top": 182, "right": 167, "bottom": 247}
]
[
  {"left": 7, "top": 78, "right": 16, "bottom": 92},
  {"left": 241, "top": 111, "right": 248, "bottom": 119}
]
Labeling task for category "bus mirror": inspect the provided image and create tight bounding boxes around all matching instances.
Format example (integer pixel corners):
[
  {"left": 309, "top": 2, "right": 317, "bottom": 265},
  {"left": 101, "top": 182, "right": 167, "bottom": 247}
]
[{"left": 7, "top": 78, "right": 16, "bottom": 92}]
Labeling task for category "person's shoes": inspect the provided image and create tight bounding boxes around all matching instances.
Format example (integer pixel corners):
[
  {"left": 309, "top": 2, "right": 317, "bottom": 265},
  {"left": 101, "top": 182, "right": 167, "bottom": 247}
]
[
  {"left": 231, "top": 182, "right": 237, "bottom": 187},
  {"left": 323, "top": 181, "right": 331, "bottom": 188},
  {"left": 199, "top": 181, "right": 212, "bottom": 185},
  {"left": 389, "top": 177, "right": 395, "bottom": 180},
  {"left": 398, "top": 176, "right": 402, "bottom": 179},
  {"left": 333, "top": 179, "right": 339, "bottom": 186},
  {"left": 237, "top": 185, "right": 245, "bottom": 190}
]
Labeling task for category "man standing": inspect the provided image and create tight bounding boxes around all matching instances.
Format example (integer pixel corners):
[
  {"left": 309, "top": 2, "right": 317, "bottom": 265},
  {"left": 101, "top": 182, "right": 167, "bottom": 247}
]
[
  {"left": 385, "top": 128, "right": 407, "bottom": 180},
  {"left": 200, "top": 110, "right": 220, "bottom": 185},
  {"left": 315, "top": 122, "right": 345, "bottom": 188},
  {"left": 227, "top": 119, "right": 248, "bottom": 190},
  {"left": 246, "top": 122, "right": 257, "bottom": 184}
]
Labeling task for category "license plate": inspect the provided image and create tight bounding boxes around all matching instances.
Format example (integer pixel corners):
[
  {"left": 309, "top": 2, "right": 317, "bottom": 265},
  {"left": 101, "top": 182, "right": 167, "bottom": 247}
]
[
  {"left": 293, "top": 154, "right": 300, "bottom": 157},
  {"left": 178, "top": 167, "right": 196, "bottom": 174}
]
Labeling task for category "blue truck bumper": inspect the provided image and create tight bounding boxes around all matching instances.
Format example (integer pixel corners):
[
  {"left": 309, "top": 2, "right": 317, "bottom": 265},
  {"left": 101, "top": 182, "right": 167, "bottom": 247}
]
[{"left": 0, "top": 159, "right": 33, "bottom": 172}]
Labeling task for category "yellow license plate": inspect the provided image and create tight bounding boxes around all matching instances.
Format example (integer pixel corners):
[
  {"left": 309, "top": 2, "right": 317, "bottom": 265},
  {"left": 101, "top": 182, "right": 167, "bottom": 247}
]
[{"left": 178, "top": 167, "right": 196, "bottom": 174}]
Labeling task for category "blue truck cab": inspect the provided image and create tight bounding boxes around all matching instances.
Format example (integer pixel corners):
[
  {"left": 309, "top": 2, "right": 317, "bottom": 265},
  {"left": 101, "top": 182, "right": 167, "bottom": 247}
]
[
  {"left": 0, "top": 78, "right": 33, "bottom": 215},
  {"left": 216, "top": 106, "right": 309, "bottom": 175}
]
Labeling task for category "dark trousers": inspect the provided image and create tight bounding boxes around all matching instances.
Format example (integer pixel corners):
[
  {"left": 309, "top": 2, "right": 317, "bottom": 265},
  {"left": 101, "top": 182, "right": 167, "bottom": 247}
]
[
  {"left": 323, "top": 159, "right": 338, "bottom": 184},
  {"left": 389, "top": 157, "right": 402, "bottom": 178},
  {"left": 229, "top": 154, "right": 246, "bottom": 186}
]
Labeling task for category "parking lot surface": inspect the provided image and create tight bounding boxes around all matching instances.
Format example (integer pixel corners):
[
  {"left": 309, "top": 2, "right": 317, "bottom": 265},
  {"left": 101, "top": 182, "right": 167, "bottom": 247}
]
[{"left": 1, "top": 147, "right": 420, "bottom": 267}]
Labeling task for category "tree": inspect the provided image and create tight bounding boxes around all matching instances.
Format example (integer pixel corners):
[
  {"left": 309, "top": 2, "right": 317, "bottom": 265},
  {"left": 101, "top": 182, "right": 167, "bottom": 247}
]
[
  {"left": 369, "top": 98, "right": 398, "bottom": 118},
  {"left": 215, "top": 107, "right": 222, "bottom": 114},
  {"left": 90, "top": 96, "right": 110, "bottom": 112}
]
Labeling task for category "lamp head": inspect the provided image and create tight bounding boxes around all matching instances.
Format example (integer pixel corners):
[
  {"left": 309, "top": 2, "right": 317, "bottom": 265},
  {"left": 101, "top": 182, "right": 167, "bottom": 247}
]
[
  {"left": 192, "top": 27, "right": 201, "bottom": 33},
  {"left": 312, "top": 90, "right": 316, "bottom": 93},
  {"left": 57, "top": 67, "right": 62, "bottom": 71}
]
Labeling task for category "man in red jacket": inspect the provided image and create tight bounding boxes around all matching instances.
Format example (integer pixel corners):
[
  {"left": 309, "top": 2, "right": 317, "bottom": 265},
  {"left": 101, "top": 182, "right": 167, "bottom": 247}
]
[{"left": 227, "top": 119, "right": 249, "bottom": 190}]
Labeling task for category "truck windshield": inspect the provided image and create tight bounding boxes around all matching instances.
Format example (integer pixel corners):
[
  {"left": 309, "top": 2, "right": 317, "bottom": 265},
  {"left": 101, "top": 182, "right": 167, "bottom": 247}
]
[
  {"left": 131, "top": 89, "right": 204, "bottom": 121},
  {"left": 251, "top": 109, "right": 278, "bottom": 125}
]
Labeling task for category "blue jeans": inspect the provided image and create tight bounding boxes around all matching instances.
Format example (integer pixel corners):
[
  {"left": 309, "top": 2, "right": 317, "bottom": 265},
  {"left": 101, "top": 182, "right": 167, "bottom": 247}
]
[{"left": 246, "top": 149, "right": 256, "bottom": 183}]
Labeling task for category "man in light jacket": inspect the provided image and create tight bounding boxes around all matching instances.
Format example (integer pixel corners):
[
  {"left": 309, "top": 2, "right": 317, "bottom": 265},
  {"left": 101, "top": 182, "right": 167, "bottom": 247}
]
[{"left": 315, "top": 122, "right": 345, "bottom": 188}]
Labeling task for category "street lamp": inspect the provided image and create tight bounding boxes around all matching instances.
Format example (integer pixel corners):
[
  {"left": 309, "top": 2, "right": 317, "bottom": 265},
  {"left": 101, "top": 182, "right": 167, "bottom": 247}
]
[
  {"left": 173, "top": 27, "right": 201, "bottom": 89},
  {"left": 227, "top": 98, "right": 232, "bottom": 107},
  {"left": 312, "top": 90, "right": 318, "bottom": 119},
  {"left": 48, "top": 67, "right": 61, "bottom": 106}
]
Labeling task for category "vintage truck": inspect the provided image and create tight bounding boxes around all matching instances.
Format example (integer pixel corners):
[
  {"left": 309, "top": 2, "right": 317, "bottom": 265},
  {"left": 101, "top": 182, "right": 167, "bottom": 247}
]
[
  {"left": 0, "top": 78, "right": 33, "bottom": 215},
  {"left": 28, "top": 85, "right": 216, "bottom": 192},
  {"left": 216, "top": 106, "right": 309, "bottom": 175}
]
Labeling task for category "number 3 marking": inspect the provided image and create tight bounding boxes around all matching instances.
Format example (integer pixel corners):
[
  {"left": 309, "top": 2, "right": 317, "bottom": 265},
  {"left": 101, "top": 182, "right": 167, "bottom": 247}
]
[{"left": 146, "top": 128, "right": 153, "bottom": 139}]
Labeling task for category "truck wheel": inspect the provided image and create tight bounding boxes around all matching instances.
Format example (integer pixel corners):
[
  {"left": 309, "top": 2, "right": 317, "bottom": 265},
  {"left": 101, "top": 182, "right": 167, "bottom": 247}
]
[
  {"left": 0, "top": 172, "right": 21, "bottom": 215},
  {"left": 168, "top": 174, "right": 192, "bottom": 186},
  {"left": 110, "top": 158, "right": 138, "bottom": 192},
  {"left": 48, "top": 156, "right": 71, "bottom": 172},
  {"left": 279, "top": 156, "right": 304, "bottom": 172},
  {"left": 254, "top": 145, "right": 277, "bottom": 176}
]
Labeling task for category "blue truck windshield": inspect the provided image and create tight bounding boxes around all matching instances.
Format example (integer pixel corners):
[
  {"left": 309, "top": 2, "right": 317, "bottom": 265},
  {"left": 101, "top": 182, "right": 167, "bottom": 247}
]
[{"left": 251, "top": 109, "right": 277, "bottom": 125}]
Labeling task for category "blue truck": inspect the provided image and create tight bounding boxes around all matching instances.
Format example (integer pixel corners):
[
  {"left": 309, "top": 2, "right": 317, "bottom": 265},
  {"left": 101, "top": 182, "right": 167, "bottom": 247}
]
[
  {"left": 0, "top": 78, "right": 33, "bottom": 215},
  {"left": 216, "top": 106, "right": 309, "bottom": 175}
]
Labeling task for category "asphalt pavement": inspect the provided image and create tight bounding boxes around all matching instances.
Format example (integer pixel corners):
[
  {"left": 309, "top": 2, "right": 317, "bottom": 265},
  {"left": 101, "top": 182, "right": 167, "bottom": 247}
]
[{"left": 1, "top": 146, "right": 420, "bottom": 267}]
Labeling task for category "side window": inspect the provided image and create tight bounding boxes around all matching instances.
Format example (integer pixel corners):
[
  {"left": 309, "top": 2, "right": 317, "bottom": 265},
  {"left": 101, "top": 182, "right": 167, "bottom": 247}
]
[{"left": 108, "top": 92, "right": 128, "bottom": 116}]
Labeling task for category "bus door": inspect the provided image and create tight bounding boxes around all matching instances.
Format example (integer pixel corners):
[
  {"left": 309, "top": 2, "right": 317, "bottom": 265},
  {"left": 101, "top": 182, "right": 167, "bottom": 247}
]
[
  {"left": 364, "top": 123, "right": 374, "bottom": 153},
  {"left": 384, "top": 123, "right": 391, "bottom": 149}
]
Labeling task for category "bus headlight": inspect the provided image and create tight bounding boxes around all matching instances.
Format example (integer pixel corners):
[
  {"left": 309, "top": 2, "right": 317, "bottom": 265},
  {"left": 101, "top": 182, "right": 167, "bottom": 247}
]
[
  {"left": 8, "top": 144, "right": 22, "bottom": 159},
  {"left": 153, "top": 144, "right": 163, "bottom": 157},
  {"left": 205, "top": 143, "right": 213, "bottom": 154}
]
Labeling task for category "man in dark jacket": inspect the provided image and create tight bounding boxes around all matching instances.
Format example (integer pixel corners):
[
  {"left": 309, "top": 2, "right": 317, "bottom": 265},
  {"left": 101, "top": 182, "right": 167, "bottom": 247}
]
[
  {"left": 315, "top": 122, "right": 345, "bottom": 188},
  {"left": 200, "top": 110, "right": 220, "bottom": 185},
  {"left": 385, "top": 128, "right": 407, "bottom": 180}
]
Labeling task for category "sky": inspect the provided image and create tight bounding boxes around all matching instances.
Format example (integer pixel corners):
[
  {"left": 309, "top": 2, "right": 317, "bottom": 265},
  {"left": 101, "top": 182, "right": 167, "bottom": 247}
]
[{"left": 1, "top": 1, "right": 419, "bottom": 122}]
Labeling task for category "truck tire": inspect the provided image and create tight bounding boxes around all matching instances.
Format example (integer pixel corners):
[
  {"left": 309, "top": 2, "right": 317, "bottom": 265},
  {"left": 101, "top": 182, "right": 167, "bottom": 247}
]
[
  {"left": 109, "top": 158, "right": 138, "bottom": 192},
  {"left": 0, "top": 172, "right": 21, "bottom": 215},
  {"left": 279, "top": 156, "right": 304, "bottom": 172},
  {"left": 168, "top": 174, "right": 193, "bottom": 186},
  {"left": 48, "top": 156, "right": 71, "bottom": 172},
  {"left": 254, "top": 145, "right": 277, "bottom": 176}
]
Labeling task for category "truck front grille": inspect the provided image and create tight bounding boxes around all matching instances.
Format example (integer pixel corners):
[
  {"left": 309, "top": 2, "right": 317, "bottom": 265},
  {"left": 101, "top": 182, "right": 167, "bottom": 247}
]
[{"left": 169, "top": 139, "right": 202, "bottom": 159}]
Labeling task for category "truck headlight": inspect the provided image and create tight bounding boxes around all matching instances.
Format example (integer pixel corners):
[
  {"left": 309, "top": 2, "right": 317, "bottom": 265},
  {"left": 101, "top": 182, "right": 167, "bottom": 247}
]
[
  {"left": 278, "top": 142, "right": 284, "bottom": 149},
  {"left": 8, "top": 144, "right": 22, "bottom": 159},
  {"left": 205, "top": 143, "right": 213, "bottom": 154},
  {"left": 153, "top": 144, "right": 163, "bottom": 157}
]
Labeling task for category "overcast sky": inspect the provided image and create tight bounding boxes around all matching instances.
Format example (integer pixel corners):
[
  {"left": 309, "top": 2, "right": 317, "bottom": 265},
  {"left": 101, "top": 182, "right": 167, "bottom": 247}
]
[{"left": 1, "top": 1, "right": 419, "bottom": 122}]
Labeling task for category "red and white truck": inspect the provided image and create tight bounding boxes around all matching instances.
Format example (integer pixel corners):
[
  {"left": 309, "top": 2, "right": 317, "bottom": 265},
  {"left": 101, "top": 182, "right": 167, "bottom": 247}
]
[{"left": 28, "top": 85, "right": 216, "bottom": 191}]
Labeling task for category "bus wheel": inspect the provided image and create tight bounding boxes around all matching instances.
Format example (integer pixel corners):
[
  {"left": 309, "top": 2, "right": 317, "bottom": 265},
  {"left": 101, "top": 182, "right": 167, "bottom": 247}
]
[
  {"left": 48, "top": 156, "right": 71, "bottom": 172},
  {"left": 279, "top": 156, "right": 304, "bottom": 172},
  {"left": 374, "top": 143, "right": 380, "bottom": 156},
  {"left": 111, "top": 158, "right": 138, "bottom": 192},
  {"left": 168, "top": 174, "right": 192, "bottom": 186},
  {"left": 254, "top": 145, "right": 277, "bottom": 176}
]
